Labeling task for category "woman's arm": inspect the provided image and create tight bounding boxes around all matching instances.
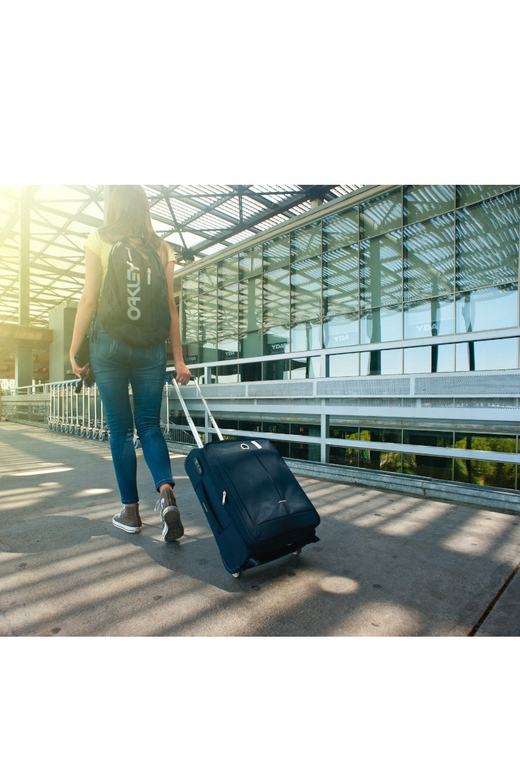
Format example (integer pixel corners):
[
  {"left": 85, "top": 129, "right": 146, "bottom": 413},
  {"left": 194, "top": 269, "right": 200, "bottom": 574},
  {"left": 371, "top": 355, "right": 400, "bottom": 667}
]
[
  {"left": 165, "top": 261, "right": 191, "bottom": 385},
  {"left": 69, "top": 247, "right": 103, "bottom": 378}
]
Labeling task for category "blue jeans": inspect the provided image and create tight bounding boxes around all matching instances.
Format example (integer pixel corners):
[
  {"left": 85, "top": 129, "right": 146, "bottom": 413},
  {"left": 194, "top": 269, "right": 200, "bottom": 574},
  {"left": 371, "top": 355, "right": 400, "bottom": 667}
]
[{"left": 89, "top": 319, "right": 174, "bottom": 505}]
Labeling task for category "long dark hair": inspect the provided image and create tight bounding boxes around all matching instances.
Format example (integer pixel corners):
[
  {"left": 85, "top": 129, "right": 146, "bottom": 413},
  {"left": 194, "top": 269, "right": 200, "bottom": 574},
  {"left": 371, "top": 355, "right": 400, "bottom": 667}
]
[{"left": 99, "top": 185, "right": 163, "bottom": 255}]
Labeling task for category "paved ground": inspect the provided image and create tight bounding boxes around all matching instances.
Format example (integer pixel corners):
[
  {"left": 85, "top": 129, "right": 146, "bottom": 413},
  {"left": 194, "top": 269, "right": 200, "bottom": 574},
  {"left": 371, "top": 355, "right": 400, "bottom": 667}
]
[{"left": 1, "top": 421, "right": 520, "bottom": 637}]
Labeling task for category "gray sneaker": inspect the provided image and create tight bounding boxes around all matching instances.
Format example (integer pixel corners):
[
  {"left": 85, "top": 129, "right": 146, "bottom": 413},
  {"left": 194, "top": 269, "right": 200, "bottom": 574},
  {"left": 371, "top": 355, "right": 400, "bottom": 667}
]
[
  {"left": 155, "top": 487, "right": 184, "bottom": 542},
  {"left": 112, "top": 504, "right": 142, "bottom": 534}
]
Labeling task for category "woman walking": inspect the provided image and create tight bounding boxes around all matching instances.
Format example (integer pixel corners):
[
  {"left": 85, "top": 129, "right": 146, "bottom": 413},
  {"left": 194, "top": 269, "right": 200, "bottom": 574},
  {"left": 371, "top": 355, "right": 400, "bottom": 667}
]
[{"left": 69, "top": 185, "right": 191, "bottom": 540}]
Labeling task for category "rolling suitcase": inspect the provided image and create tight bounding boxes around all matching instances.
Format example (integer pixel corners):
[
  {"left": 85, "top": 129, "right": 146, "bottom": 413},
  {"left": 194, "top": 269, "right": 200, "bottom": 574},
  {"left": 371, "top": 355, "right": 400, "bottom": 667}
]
[{"left": 172, "top": 378, "right": 320, "bottom": 577}]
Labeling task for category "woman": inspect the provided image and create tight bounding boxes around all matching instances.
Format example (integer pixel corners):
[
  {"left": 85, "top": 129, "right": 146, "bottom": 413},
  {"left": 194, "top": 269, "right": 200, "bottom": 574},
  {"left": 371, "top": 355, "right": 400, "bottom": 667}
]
[{"left": 69, "top": 185, "right": 191, "bottom": 541}]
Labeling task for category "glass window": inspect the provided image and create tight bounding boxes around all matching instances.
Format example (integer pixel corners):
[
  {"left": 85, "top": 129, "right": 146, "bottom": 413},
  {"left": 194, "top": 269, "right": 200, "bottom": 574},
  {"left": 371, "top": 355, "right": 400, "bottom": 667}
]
[
  {"left": 289, "top": 442, "right": 321, "bottom": 462},
  {"left": 239, "top": 246, "right": 262, "bottom": 279},
  {"left": 263, "top": 358, "right": 289, "bottom": 381},
  {"left": 360, "top": 351, "right": 378, "bottom": 375},
  {"left": 433, "top": 343, "right": 455, "bottom": 372},
  {"left": 328, "top": 421, "right": 359, "bottom": 440},
  {"left": 456, "top": 185, "right": 516, "bottom": 208},
  {"left": 241, "top": 359, "right": 261, "bottom": 382},
  {"left": 291, "top": 320, "right": 322, "bottom": 351},
  {"left": 328, "top": 351, "right": 359, "bottom": 377},
  {"left": 264, "top": 325, "right": 290, "bottom": 355},
  {"left": 360, "top": 306, "right": 402, "bottom": 344},
  {"left": 404, "top": 345, "right": 431, "bottom": 374},
  {"left": 454, "top": 432, "right": 516, "bottom": 454},
  {"left": 403, "top": 213, "right": 454, "bottom": 301},
  {"left": 403, "top": 297, "right": 454, "bottom": 339},
  {"left": 218, "top": 254, "right": 239, "bottom": 285},
  {"left": 217, "top": 364, "right": 239, "bottom": 383},
  {"left": 328, "top": 446, "right": 359, "bottom": 467},
  {"left": 455, "top": 284, "right": 518, "bottom": 333},
  {"left": 181, "top": 297, "right": 199, "bottom": 345},
  {"left": 181, "top": 273, "right": 199, "bottom": 298},
  {"left": 361, "top": 189, "right": 402, "bottom": 239},
  {"left": 239, "top": 273, "right": 262, "bottom": 336},
  {"left": 359, "top": 449, "right": 403, "bottom": 472},
  {"left": 239, "top": 330, "right": 261, "bottom": 360},
  {"left": 199, "top": 266, "right": 218, "bottom": 362},
  {"left": 455, "top": 337, "right": 519, "bottom": 371},
  {"left": 403, "top": 453, "right": 453, "bottom": 480},
  {"left": 218, "top": 283, "right": 238, "bottom": 343},
  {"left": 291, "top": 221, "right": 322, "bottom": 261},
  {"left": 360, "top": 427, "right": 402, "bottom": 444},
  {"left": 323, "top": 312, "right": 359, "bottom": 348},
  {"left": 454, "top": 458, "right": 516, "bottom": 489},
  {"left": 323, "top": 244, "right": 359, "bottom": 317},
  {"left": 360, "top": 231, "right": 402, "bottom": 308},
  {"left": 381, "top": 348, "right": 403, "bottom": 374},
  {"left": 291, "top": 254, "right": 322, "bottom": 325},
  {"left": 263, "top": 235, "right": 290, "bottom": 329},
  {"left": 323, "top": 208, "right": 359, "bottom": 250},
  {"left": 456, "top": 190, "right": 520, "bottom": 290},
  {"left": 404, "top": 430, "right": 453, "bottom": 448},
  {"left": 455, "top": 341, "right": 470, "bottom": 371},
  {"left": 404, "top": 185, "right": 455, "bottom": 224},
  {"left": 289, "top": 356, "right": 321, "bottom": 379}
]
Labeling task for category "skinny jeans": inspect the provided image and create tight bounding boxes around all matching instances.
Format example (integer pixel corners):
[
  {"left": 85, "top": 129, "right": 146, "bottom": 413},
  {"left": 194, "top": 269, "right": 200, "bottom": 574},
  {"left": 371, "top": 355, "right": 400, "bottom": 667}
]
[{"left": 89, "top": 319, "right": 174, "bottom": 505}]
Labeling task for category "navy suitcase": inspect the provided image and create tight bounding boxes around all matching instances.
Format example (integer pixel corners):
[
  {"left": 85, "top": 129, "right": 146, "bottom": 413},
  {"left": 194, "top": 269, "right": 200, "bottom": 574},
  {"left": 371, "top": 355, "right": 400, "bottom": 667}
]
[{"left": 172, "top": 378, "right": 320, "bottom": 577}]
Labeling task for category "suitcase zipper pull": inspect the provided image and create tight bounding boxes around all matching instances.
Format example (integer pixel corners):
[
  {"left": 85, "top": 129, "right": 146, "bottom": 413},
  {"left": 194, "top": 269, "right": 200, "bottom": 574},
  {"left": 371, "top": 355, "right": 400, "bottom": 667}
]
[{"left": 222, "top": 491, "right": 227, "bottom": 505}]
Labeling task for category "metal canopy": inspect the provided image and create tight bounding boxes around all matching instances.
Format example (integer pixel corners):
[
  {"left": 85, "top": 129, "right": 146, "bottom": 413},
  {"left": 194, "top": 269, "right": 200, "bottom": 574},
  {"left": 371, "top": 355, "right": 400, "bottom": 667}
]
[{"left": 0, "top": 184, "right": 361, "bottom": 330}]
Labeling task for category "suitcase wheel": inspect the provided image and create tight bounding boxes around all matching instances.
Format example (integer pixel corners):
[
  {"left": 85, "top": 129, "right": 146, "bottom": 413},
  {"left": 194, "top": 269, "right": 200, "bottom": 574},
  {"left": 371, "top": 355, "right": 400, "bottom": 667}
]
[
  {"left": 231, "top": 570, "right": 242, "bottom": 579},
  {"left": 293, "top": 548, "right": 302, "bottom": 556}
]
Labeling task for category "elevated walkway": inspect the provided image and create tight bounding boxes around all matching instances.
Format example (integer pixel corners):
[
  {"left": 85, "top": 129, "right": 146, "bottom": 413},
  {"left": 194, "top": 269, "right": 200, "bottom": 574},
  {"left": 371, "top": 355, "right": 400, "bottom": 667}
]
[{"left": 1, "top": 421, "right": 519, "bottom": 637}]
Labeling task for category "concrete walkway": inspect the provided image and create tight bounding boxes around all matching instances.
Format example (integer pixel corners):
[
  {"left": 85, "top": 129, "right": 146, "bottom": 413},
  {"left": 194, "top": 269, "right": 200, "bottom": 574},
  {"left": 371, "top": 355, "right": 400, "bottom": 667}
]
[{"left": 1, "top": 421, "right": 519, "bottom": 637}]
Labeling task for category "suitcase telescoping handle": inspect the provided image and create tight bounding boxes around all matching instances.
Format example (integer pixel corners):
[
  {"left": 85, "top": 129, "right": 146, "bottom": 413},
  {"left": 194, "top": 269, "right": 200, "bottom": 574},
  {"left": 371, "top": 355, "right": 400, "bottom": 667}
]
[{"left": 171, "top": 375, "right": 224, "bottom": 448}]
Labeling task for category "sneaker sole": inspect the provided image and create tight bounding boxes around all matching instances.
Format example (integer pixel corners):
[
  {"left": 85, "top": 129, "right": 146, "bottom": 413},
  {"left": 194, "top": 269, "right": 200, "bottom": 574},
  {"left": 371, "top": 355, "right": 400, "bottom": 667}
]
[
  {"left": 113, "top": 518, "right": 142, "bottom": 534},
  {"left": 162, "top": 505, "right": 184, "bottom": 542}
]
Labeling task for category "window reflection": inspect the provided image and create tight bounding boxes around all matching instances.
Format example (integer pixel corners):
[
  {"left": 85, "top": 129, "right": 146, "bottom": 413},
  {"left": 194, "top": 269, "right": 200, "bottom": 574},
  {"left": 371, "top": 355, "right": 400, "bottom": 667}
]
[
  {"left": 404, "top": 185, "right": 455, "bottom": 224},
  {"left": 455, "top": 285, "right": 518, "bottom": 333},
  {"left": 403, "top": 214, "right": 454, "bottom": 301},
  {"left": 291, "top": 254, "right": 322, "bottom": 326},
  {"left": 456, "top": 190, "right": 520, "bottom": 290},
  {"left": 328, "top": 352, "right": 359, "bottom": 377},
  {"left": 456, "top": 185, "right": 515, "bottom": 208},
  {"left": 323, "top": 245, "right": 359, "bottom": 316},
  {"left": 292, "top": 221, "right": 322, "bottom": 260},
  {"left": 263, "top": 235, "right": 290, "bottom": 329},
  {"left": 361, "top": 190, "right": 402, "bottom": 239},
  {"left": 291, "top": 320, "right": 322, "bottom": 351},
  {"left": 456, "top": 337, "right": 519, "bottom": 371},
  {"left": 360, "top": 306, "right": 402, "bottom": 344},
  {"left": 360, "top": 231, "right": 402, "bottom": 308},
  {"left": 454, "top": 458, "right": 515, "bottom": 489},
  {"left": 404, "top": 345, "right": 431, "bottom": 374},
  {"left": 403, "top": 297, "right": 454, "bottom": 339},
  {"left": 323, "top": 312, "right": 359, "bottom": 348},
  {"left": 323, "top": 208, "right": 359, "bottom": 250}
]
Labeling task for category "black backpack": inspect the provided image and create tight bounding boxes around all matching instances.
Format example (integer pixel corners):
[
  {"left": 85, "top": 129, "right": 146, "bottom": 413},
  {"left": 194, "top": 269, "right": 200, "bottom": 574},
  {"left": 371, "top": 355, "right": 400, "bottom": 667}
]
[{"left": 97, "top": 239, "right": 171, "bottom": 347}]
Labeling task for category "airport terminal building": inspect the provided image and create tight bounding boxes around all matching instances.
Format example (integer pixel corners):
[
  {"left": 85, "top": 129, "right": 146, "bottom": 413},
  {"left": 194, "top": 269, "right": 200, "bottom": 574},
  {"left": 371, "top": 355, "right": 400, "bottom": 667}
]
[
  {"left": 2, "top": 183, "right": 519, "bottom": 510},
  {"left": 171, "top": 184, "right": 520, "bottom": 503}
]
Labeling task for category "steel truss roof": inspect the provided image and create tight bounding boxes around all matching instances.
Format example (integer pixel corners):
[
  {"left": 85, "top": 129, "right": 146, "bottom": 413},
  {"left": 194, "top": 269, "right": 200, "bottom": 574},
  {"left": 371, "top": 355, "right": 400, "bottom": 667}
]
[{"left": 0, "top": 184, "right": 361, "bottom": 330}]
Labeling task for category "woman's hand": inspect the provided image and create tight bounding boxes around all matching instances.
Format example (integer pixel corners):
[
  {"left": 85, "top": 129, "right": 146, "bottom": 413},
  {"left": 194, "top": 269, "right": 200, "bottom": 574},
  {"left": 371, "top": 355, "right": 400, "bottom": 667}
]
[
  {"left": 70, "top": 349, "right": 91, "bottom": 381},
  {"left": 175, "top": 360, "right": 191, "bottom": 386}
]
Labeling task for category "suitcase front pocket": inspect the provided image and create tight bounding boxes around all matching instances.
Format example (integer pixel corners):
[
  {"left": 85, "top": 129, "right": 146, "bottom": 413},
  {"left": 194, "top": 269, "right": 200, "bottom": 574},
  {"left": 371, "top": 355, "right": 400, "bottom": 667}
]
[{"left": 206, "top": 443, "right": 316, "bottom": 540}]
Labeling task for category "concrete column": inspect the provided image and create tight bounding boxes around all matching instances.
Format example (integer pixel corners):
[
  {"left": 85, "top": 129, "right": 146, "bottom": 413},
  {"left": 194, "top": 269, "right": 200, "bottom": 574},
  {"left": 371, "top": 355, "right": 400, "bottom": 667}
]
[
  {"left": 16, "top": 190, "right": 33, "bottom": 387},
  {"left": 48, "top": 301, "right": 79, "bottom": 382},
  {"left": 15, "top": 345, "right": 33, "bottom": 389}
]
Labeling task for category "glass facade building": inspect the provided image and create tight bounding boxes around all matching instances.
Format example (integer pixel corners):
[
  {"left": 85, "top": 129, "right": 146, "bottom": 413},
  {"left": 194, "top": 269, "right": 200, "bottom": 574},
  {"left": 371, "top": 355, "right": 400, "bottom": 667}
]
[{"left": 172, "top": 185, "right": 520, "bottom": 499}]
